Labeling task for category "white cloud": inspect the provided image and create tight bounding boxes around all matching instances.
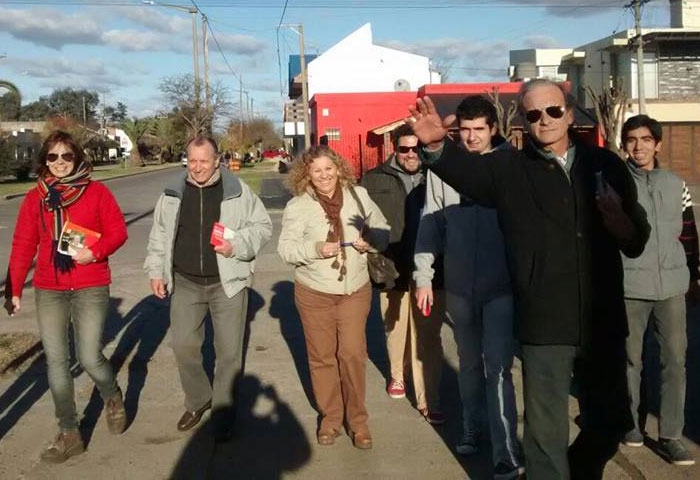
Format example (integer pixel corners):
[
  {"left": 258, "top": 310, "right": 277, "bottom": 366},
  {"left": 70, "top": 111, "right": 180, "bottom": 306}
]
[
  {"left": 522, "top": 35, "right": 562, "bottom": 49},
  {"left": 380, "top": 38, "right": 510, "bottom": 82},
  {"left": 116, "top": 7, "right": 191, "bottom": 35},
  {"left": 5, "top": 57, "right": 107, "bottom": 78},
  {"left": 101, "top": 29, "right": 188, "bottom": 54},
  {"left": 213, "top": 33, "right": 268, "bottom": 56},
  {"left": 0, "top": 7, "right": 103, "bottom": 49}
]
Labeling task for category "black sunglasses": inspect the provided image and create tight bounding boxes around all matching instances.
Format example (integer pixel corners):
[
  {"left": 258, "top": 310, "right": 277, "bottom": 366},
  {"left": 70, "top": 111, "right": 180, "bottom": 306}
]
[
  {"left": 525, "top": 105, "right": 566, "bottom": 123},
  {"left": 47, "top": 152, "right": 75, "bottom": 163},
  {"left": 397, "top": 145, "right": 419, "bottom": 154}
]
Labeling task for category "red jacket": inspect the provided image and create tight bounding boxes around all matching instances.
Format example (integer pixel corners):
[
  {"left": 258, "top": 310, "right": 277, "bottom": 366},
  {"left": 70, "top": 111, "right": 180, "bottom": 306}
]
[{"left": 8, "top": 181, "right": 128, "bottom": 296}]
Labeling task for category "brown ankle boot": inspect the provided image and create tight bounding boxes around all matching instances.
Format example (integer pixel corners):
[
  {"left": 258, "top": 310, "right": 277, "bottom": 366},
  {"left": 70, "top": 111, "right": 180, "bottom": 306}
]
[
  {"left": 105, "top": 389, "right": 127, "bottom": 434},
  {"left": 40, "top": 430, "right": 85, "bottom": 463}
]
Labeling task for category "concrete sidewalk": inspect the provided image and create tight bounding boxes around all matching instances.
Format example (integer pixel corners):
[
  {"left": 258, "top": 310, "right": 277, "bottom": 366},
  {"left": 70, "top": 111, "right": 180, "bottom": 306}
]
[{"left": 1, "top": 207, "right": 699, "bottom": 479}]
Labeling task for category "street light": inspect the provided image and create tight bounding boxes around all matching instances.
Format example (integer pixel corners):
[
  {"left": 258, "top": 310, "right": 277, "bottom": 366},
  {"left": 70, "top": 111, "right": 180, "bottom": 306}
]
[{"left": 142, "top": 1, "right": 200, "bottom": 101}]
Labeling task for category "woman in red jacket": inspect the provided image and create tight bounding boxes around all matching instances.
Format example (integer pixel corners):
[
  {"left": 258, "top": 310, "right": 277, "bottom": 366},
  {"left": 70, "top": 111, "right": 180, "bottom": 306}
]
[{"left": 6, "top": 131, "right": 128, "bottom": 463}]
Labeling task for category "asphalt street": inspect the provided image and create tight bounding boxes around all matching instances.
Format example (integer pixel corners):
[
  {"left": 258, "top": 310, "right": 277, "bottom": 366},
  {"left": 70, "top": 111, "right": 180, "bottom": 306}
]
[{"left": 0, "top": 167, "right": 699, "bottom": 479}]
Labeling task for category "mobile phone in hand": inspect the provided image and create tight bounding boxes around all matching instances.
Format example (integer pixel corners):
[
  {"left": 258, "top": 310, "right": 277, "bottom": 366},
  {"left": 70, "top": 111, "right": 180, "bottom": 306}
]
[{"left": 422, "top": 299, "right": 431, "bottom": 317}]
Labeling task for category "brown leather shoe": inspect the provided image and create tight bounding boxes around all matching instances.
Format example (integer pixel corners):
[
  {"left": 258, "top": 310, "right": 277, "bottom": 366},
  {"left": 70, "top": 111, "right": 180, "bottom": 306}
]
[
  {"left": 352, "top": 431, "right": 373, "bottom": 450},
  {"left": 317, "top": 428, "right": 341, "bottom": 446},
  {"left": 40, "top": 430, "right": 85, "bottom": 464},
  {"left": 105, "top": 389, "right": 127, "bottom": 434},
  {"left": 177, "top": 400, "right": 211, "bottom": 431}
]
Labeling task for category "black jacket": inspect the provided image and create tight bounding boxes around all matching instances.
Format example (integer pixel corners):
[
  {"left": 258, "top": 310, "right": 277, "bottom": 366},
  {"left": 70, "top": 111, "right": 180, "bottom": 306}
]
[
  {"left": 426, "top": 138, "right": 649, "bottom": 346},
  {"left": 361, "top": 159, "right": 443, "bottom": 291}
]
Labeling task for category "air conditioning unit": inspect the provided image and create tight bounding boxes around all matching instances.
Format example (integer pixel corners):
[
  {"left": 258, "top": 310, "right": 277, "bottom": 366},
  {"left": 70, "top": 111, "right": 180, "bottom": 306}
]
[{"left": 394, "top": 79, "right": 411, "bottom": 91}]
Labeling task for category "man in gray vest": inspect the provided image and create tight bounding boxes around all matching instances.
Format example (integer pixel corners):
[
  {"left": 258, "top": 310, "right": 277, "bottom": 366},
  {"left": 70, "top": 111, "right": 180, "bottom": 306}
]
[{"left": 620, "top": 114, "right": 698, "bottom": 466}]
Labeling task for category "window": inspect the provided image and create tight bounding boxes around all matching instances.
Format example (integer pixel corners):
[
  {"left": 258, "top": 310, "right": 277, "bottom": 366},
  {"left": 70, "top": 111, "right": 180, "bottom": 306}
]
[{"left": 325, "top": 128, "right": 341, "bottom": 141}]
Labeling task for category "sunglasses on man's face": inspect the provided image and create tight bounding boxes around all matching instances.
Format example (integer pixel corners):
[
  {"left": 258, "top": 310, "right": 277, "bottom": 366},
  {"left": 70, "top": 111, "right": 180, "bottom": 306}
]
[
  {"left": 397, "top": 145, "right": 419, "bottom": 154},
  {"left": 525, "top": 105, "right": 566, "bottom": 124},
  {"left": 46, "top": 152, "right": 75, "bottom": 163}
]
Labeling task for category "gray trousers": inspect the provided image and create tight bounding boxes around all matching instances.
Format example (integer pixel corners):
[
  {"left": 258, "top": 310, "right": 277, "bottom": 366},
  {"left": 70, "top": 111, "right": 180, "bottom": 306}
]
[
  {"left": 448, "top": 292, "right": 521, "bottom": 467},
  {"left": 170, "top": 273, "right": 248, "bottom": 414},
  {"left": 625, "top": 295, "right": 687, "bottom": 439},
  {"left": 35, "top": 286, "right": 119, "bottom": 431}
]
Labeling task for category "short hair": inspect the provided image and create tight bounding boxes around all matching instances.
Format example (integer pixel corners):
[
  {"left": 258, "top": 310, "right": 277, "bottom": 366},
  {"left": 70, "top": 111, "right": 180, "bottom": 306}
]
[
  {"left": 186, "top": 134, "right": 218, "bottom": 156},
  {"left": 517, "top": 78, "right": 575, "bottom": 113},
  {"left": 35, "top": 130, "right": 89, "bottom": 178},
  {"left": 392, "top": 123, "right": 417, "bottom": 149},
  {"left": 621, "top": 114, "right": 662, "bottom": 144},
  {"left": 455, "top": 95, "right": 497, "bottom": 127},
  {"left": 286, "top": 145, "right": 356, "bottom": 196}
]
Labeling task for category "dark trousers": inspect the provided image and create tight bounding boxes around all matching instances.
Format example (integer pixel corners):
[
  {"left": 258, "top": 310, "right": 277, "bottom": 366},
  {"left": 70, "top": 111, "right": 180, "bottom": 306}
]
[{"left": 521, "top": 343, "right": 630, "bottom": 480}]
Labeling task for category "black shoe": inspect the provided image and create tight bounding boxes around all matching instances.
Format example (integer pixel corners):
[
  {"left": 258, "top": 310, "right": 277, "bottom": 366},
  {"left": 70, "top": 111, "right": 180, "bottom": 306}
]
[
  {"left": 622, "top": 429, "right": 644, "bottom": 447},
  {"left": 658, "top": 438, "right": 695, "bottom": 466},
  {"left": 493, "top": 461, "right": 525, "bottom": 480},
  {"left": 177, "top": 400, "right": 211, "bottom": 431}
]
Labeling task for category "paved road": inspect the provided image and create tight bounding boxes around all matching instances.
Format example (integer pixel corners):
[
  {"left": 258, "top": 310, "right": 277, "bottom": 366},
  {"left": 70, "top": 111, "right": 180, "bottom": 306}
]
[{"left": 0, "top": 170, "right": 699, "bottom": 479}]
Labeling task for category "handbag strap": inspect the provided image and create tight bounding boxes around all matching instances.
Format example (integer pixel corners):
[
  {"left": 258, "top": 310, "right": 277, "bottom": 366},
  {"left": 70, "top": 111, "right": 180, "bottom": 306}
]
[{"left": 348, "top": 186, "right": 367, "bottom": 220}]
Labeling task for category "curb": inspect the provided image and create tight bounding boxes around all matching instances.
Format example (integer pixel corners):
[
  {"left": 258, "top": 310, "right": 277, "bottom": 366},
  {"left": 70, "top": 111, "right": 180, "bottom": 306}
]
[{"left": 2, "top": 164, "right": 181, "bottom": 200}]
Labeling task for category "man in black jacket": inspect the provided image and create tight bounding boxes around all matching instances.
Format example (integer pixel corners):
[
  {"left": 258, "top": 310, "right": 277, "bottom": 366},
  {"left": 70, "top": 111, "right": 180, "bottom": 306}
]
[
  {"left": 408, "top": 79, "right": 650, "bottom": 480},
  {"left": 361, "top": 124, "right": 446, "bottom": 425}
]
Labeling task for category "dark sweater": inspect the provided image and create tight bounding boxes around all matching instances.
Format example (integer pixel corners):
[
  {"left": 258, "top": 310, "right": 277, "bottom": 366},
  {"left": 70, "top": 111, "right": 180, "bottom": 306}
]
[{"left": 173, "top": 180, "right": 223, "bottom": 285}]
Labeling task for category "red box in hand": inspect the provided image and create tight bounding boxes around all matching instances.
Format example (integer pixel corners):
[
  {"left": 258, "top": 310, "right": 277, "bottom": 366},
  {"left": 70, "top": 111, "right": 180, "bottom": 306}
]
[{"left": 210, "top": 222, "right": 226, "bottom": 246}]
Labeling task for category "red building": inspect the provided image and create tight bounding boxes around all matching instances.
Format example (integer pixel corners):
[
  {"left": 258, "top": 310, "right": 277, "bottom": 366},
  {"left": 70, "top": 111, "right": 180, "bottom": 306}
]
[{"left": 310, "top": 82, "right": 598, "bottom": 177}]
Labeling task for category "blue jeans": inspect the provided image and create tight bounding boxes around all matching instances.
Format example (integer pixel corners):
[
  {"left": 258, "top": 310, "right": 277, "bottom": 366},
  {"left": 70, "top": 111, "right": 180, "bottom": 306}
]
[
  {"left": 448, "top": 292, "right": 521, "bottom": 467},
  {"left": 625, "top": 295, "right": 687, "bottom": 439},
  {"left": 35, "top": 286, "right": 119, "bottom": 431}
]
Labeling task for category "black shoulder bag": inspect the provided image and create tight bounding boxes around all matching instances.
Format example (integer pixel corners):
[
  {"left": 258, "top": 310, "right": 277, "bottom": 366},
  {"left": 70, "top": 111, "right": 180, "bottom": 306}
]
[{"left": 348, "top": 187, "right": 399, "bottom": 289}]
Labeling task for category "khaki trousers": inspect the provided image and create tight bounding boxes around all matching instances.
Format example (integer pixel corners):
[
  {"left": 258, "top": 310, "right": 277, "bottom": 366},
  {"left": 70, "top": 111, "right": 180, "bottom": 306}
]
[
  {"left": 380, "top": 288, "right": 444, "bottom": 410},
  {"left": 295, "top": 281, "right": 372, "bottom": 435}
]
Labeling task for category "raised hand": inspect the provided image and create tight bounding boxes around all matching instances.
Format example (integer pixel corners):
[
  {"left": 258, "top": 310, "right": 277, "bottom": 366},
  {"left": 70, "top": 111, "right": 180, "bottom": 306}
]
[{"left": 407, "top": 96, "right": 456, "bottom": 148}]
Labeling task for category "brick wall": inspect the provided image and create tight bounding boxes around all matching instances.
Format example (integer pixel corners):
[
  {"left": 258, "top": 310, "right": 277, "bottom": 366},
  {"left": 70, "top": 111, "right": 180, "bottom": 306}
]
[{"left": 658, "top": 42, "right": 700, "bottom": 99}]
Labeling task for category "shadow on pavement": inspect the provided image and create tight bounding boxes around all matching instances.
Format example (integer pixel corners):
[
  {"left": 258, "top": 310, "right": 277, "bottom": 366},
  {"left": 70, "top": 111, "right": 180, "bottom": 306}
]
[
  {"left": 269, "top": 280, "right": 316, "bottom": 409},
  {"left": 0, "top": 297, "right": 129, "bottom": 442},
  {"left": 170, "top": 374, "right": 311, "bottom": 479},
  {"left": 80, "top": 295, "right": 169, "bottom": 445}
]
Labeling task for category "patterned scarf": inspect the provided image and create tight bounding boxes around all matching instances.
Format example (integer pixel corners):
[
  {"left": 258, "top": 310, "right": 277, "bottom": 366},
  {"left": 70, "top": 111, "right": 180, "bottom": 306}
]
[
  {"left": 36, "top": 160, "right": 92, "bottom": 273},
  {"left": 316, "top": 187, "right": 347, "bottom": 281}
]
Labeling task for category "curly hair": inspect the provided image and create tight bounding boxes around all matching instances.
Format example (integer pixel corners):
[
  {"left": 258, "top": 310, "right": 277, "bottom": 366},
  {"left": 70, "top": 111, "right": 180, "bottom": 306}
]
[{"left": 285, "top": 145, "right": 356, "bottom": 197}]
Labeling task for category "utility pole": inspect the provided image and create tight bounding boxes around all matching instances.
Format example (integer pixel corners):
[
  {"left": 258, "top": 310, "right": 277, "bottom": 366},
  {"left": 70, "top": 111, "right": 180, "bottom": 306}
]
[
  {"left": 627, "top": 0, "right": 649, "bottom": 114},
  {"left": 239, "top": 76, "right": 244, "bottom": 140},
  {"left": 281, "top": 23, "right": 311, "bottom": 150},
  {"left": 250, "top": 97, "right": 254, "bottom": 119},
  {"left": 82, "top": 96, "right": 87, "bottom": 125},
  {"left": 202, "top": 15, "right": 211, "bottom": 133}
]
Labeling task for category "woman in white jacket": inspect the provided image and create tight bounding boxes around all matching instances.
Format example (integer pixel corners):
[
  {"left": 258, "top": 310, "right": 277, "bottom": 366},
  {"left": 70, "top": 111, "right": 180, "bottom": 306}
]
[{"left": 278, "top": 146, "right": 389, "bottom": 450}]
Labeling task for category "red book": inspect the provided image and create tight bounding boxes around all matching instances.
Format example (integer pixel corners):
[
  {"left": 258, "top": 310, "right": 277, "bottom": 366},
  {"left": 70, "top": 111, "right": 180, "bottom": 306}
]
[
  {"left": 58, "top": 221, "right": 101, "bottom": 257},
  {"left": 210, "top": 222, "right": 235, "bottom": 246}
]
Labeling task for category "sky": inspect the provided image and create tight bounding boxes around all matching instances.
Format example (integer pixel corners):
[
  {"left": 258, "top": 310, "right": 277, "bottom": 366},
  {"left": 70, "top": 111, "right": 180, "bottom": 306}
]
[{"left": 0, "top": 0, "right": 673, "bottom": 124}]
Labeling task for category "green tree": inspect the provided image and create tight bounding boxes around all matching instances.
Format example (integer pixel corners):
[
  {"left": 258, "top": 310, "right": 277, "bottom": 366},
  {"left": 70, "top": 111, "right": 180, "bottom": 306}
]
[
  {"left": 40, "top": 88, "right": 100, "bottom": 124},
  {"left": 152, "top": 115, "right": 185, "bottom": 163},
  {"left": 121, "top": 117, "right": 155, "bottom": 166},
  {"left": 0, "top": 91, "right": 21, "bottom": 121},
  {"left": 20, "top": 100, "right": 51, "bottom": 121},
  {"left": 104, "top": 101, "right": 128, "bottom": 124}
]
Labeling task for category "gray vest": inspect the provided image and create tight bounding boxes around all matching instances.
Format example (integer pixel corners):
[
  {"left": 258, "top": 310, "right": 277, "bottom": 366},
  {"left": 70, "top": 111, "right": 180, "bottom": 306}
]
[{"left": 622, "top": 163, "right": 689, "bottom": 300}]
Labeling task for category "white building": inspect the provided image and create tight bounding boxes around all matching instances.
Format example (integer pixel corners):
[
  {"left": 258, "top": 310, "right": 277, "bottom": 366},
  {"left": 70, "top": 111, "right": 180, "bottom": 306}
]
[
  {"left": 306, "top": 23, "right": 441, "bottom": 99},
  {"left": 508, "top": 0, "right": 700, "bottom": 122}
]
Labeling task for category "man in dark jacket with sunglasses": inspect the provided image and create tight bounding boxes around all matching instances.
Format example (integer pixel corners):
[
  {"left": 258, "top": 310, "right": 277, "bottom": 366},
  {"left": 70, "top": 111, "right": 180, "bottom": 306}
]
[{"left": 408, "top": 78, "right": 650, "bottom": 480}]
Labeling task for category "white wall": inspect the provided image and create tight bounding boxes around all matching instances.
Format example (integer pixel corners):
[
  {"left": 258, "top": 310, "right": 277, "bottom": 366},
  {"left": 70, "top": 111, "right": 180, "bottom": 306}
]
[{"left": 307, "top": 23, "right": 439, "bottom": 98}]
